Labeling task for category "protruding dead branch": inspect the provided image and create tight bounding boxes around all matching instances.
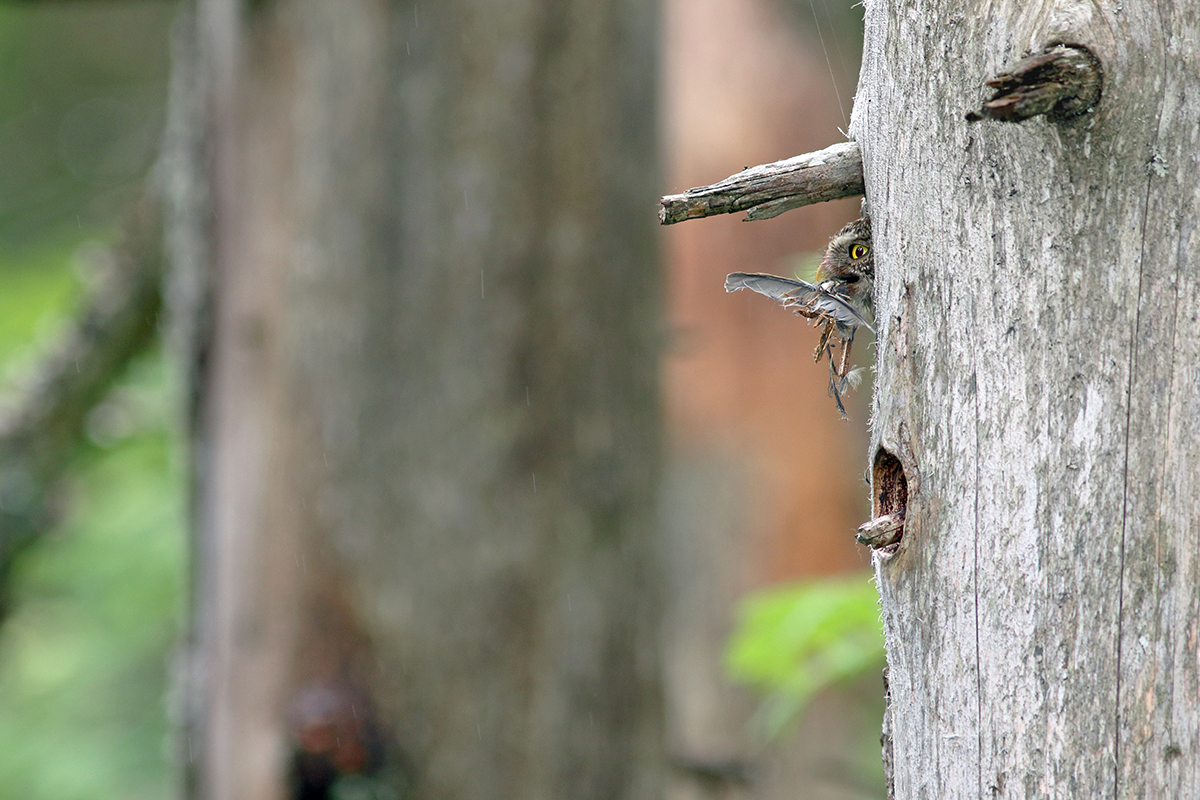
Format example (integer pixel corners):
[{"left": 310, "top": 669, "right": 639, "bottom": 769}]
[
  {"left": 659, "top": 141, "right": 864, "bottom": 225},
  {"left": 966, "top": 44, "right": 1103, "bottom": 124}
]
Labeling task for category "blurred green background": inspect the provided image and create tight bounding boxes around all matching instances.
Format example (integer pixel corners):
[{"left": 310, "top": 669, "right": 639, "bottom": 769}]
[
  {"left": 0, "top": 3, "right": 885, "bottom": 798},
  {"left": 0, "top": 3, "right": 180, "bottom": 799}
]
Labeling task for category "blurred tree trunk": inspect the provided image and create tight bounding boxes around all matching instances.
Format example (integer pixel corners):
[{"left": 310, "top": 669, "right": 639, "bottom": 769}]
[
  {"left": 165, "top": 1, "right": 663, "bottom": 798},
  {"left": 854, "top": 1, "right": 1199, "bottom": 797}
]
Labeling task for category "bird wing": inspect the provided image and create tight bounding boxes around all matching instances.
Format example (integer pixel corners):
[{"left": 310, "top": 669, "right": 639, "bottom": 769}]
[{"left": 724, "top": 272, "right": 874, "bottom": 333}]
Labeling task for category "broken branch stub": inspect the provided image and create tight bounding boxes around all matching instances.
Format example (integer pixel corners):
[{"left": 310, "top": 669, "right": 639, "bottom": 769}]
[
  {"left": 966, "top": 44, "right": 1103, "bottom": 124},
  {"left": 857, "top": 448, "right": 909, "bottom": 555},
  {"left": 659, "top": 141, "right": 864, "bottom": 225},
  {"left": 857, "top": 511, "right": 905, "bottom": 549}
]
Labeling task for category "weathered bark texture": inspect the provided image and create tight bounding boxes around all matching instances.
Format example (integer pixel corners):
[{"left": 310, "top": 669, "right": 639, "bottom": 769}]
[
  {"left": 965, "top": 44, "right": 1103, "bottom": 124},
  {"left": 168, "top": 1, "right": 663, "bottom": 798},
  {"left": 658, "top": 141, "right": 864, "bottom": 224},
  {"left": 853, "top": 0, "right": 1199, "bottom": 797}
]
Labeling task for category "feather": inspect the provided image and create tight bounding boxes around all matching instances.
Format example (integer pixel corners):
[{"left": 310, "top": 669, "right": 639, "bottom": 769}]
[
  {"left": 724, "top": 271, "right": 807, "bottom": 301},
  {"left": 725, "top": 272, "right": 874, "bottom": 333}
]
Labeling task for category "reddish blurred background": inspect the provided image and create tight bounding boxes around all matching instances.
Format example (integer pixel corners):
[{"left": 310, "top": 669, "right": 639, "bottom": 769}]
[{"left": 661, "top": 1, "right": 883, "bottom": 797}]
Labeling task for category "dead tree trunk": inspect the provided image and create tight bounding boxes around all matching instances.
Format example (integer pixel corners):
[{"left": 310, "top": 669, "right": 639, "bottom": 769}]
[
  {"left": 853, "top": 1, "right": 1200, "bottom": 797},
  {"left": 166, "top": 1, "right": 663, "bottom": 798}
]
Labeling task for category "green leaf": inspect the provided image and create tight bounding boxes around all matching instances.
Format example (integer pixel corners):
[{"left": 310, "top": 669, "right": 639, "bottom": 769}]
[{"left": 725, "top": 573, "right": 884, "bottom": 738}]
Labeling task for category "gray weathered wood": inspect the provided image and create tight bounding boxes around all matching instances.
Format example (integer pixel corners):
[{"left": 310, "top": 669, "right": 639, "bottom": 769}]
[
  {"left": 658, "top": 140, "right": 863, "bottom": 224},
  {"left": 965, "top": 44, "right": 1103, "bottom": 124},
  {"left": 853, "top": 0, "right": 1200, "bottom": 796}
]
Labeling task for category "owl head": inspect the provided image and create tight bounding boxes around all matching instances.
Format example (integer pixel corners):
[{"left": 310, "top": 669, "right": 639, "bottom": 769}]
[{"left": 815, "top": 215, "right": 872, "bottom": 285}]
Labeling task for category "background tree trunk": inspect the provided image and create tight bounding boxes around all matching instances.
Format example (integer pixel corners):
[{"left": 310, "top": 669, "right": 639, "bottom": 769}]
[
  {"left": 853, "top": 1, "right": 1199, "bottom": 797},
  {"left": 168, "top": 1, "right": 663, "bottom": 798}
]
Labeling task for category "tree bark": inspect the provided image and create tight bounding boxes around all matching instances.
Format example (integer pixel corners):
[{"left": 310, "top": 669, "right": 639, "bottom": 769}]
[
  {"left": 658, "top": 141, "right": 864, "bottom": 224},
  {"left": 168, "top": 1, "right": 663, "bottom": 798},
  {"left": 854, "top": 1, "right": 1199, "bottom": 797}
]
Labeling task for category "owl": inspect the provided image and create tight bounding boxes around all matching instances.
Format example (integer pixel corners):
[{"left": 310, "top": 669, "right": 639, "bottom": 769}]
[{"left": 725, "top": 216, "right": 874, "bottom": 417}]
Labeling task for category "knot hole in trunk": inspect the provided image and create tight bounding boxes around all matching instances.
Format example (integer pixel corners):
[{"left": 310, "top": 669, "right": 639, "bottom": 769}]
[{"left": 856, "top": 448, "right": 908, "bottom": 555}]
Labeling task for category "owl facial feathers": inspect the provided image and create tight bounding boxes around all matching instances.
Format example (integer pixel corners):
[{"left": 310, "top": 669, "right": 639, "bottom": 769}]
[
  {"left": 814, "top": 215, "right": 873, "bottom": 306},
  {"left": 723, "top": 215, "right": 874, "bottom": 418}
]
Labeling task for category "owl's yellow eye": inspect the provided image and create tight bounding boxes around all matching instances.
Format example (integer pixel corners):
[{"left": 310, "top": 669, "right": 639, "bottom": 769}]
[{"left": 849, "top": 243, "right": 869, "bottom": 260}]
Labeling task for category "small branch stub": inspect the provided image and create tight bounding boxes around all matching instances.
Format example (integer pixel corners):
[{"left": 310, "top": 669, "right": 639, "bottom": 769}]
[
  {"left": 966, "top": 44, "right": 1103, "bottom": 124},
  {"left": 857, "top": 511, "right": 904, "bottom": 549},
  {"left": 659, "top": 141, "right": 864, "bottom": 225}
]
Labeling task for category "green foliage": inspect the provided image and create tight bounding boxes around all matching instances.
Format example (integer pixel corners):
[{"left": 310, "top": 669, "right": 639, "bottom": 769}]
[
  {"left": 0, "top": 235, "right": 181, "bottom": 800},
  {"left": 725, "top": 573, "right": 885, "bottom": 739},
  {"left": 0, "top": 237, "right": 82, "bottom": 375},
  {"left": 0, "top": 4, "right": 181, "bottom": 797},
  {"left": 0, "top": 351, "right": 182, "bottom": 800},
  {"left": 0, "top": 2, "right": 174, "bottom": 249}
]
